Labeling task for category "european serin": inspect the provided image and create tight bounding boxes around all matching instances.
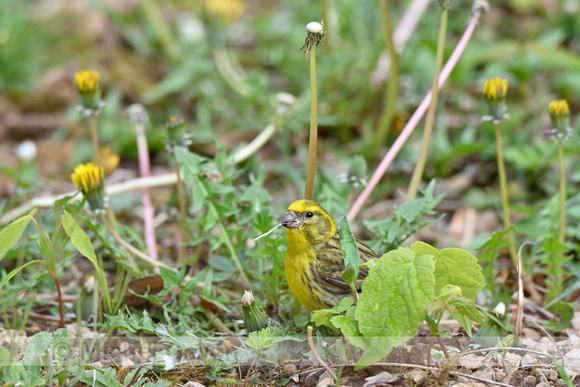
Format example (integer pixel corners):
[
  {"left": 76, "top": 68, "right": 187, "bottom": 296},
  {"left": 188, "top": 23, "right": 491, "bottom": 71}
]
[{"left": 282, "top": 199, "right": 380, "bottom": 310}]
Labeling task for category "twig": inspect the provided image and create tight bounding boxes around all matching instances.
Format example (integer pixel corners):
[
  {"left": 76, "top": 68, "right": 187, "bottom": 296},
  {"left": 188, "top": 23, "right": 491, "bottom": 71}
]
[
  {"left": 347, "top": 3, "right": 486, "bottom": 222},
  {"left": 302, "top": 362, "right": 513, "bottom": 387},
  {"left": 458, "top": 347, "right": 561, "bottom": 360},
  {"left": 524, "top": 314, "right": 560, "bottom": 357},
  {"left": 448, "top": 371, "right": 514, "bottom": 387},
  {"left": 307, "top": 326, "right": 337, "bottom": 381}
]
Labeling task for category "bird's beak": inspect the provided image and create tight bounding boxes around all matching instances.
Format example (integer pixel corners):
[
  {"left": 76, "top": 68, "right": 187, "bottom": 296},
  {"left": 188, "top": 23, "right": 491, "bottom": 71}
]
[{"left": 281, "top": 211, "right": 301, "bottom": 229}]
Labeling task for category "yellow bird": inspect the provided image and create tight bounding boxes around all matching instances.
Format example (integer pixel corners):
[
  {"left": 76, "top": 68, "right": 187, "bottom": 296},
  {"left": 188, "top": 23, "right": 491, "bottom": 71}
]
[{"left": 282, "top": 199, "right": 380, "bottom": 310}]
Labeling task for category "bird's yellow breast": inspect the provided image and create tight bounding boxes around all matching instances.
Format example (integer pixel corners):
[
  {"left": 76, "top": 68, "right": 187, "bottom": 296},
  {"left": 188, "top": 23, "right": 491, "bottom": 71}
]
[{"left": 284, "top": 228, "right": 327, "bottom": 310}]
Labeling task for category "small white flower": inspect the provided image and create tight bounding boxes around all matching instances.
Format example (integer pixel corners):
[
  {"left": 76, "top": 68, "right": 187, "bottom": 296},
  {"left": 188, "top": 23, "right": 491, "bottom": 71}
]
[{"left": 15, "top": 140, "right": 37, "bottom": 161}]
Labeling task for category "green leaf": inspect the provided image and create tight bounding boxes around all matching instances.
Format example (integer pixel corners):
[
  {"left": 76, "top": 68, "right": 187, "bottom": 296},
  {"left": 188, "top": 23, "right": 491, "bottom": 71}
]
[
  {"left": 23, "top": 331, "right": 52, "bottom": 378},
  {"left": 174, "top": 146, "right": 207, "bottom": 178},
  {"left": 354, "top": 247, "right": 435, "bottom": 369},
  {"left": 246, "top": 327, "right": 284, "bottom": 351},
  {"left": 159, "top": 265, "right": 185, "bottom": 293},
  {"left": 51, "top": 329, "right": 72, "bottom": 369},
  {"left": 62, "top": 211, "right": 111, "bottom": 313},
  {"left": 541, "top": 237, "right": 565, "bottom": 255},
  {"left": 0, "top": 259, "right": 43, "bottom": 291},
  {"left": 331, "top": 306, "right": 370, "bottom": 352},
  {"left": 475, "top": 229, "right": 511, "bottom": 289},
  {"left": 0, "top": 208, "right": 37, "bottom": 261},
  {"left": 339, "top": 217, "right": 360, "bottom": 291},
  {"left": 542, "top": 302, "right": 574, "bottom": 332},
  {"left": 192, "top": 176, "right": 208, "bottom": 213},
  {"left": 312, "top": 298, "right": 353, "bottom": 329},
  {"left": 410, "top": 241, "right": 438, "bottom": 257},
  {"left": 0, "top": 347, "right": 9, "bottom": 371},
  {"left": 416, "top": 243, "right": 485, "bottom": 300}
]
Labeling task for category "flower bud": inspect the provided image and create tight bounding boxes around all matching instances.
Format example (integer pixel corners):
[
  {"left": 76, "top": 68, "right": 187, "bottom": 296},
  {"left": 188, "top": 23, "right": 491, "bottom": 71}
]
[
  {"left": 75, "top": 70, "right": 102, "bottom": 111},
  {"left": 547, "top": 99, "right": 572, "bottom": 140},
  {"left": 165, "top": 116, "right": 192, "bottom": 153},
  {"left": 153, "top": 354, "right": 177, "bottom": 372},
  {"left": 482, "top": 77, "right": 509, "bottom": 124},
  {"left": 241, "top": 291, "right": 267, "bottom": 333}
]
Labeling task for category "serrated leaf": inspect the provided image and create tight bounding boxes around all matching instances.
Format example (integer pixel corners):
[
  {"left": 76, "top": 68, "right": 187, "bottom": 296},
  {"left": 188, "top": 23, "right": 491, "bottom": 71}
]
[
  {"left": 410, "top": 241, "right": 438, "bottom": 257},
  {"left": 174, "top": 146, "right": 207, "bottom": 177},
  {"left": 0, "top": 208, "right": 37, "bottom": 261},
  {"left": 354, "top": 248, "right": 435, "bottom": 369},
  {"left": 339, "top": 217, "right": 360, "bottom": 289},
  {"left": 394, "top": 198, "right": 426, "bottom": 223},
  {"left": 415, "top": 243, "right": 485, "bottom": 300},
  {"left": 541, "top": 237, "right": 565, "bottom": 255}
]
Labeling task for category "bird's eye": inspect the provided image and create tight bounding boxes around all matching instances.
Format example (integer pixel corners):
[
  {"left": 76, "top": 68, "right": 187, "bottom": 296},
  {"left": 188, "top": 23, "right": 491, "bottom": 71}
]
[{"left": 306, "top": 211, "right": 314, "bottom": 218}]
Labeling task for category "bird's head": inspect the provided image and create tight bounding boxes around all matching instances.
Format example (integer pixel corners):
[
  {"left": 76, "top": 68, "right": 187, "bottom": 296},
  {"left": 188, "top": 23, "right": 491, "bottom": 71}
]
[{"left": 282, "top": 199, "right": 337, "bottom": 245}]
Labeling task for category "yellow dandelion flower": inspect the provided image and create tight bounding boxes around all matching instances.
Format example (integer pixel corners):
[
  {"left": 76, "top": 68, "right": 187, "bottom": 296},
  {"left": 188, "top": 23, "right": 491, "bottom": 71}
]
[
  {"left": 100, "top": 147, "right": 120, "bottom": 176},
  {"left": 71, "top": 163, "right": 107, "bottom": 212},
  {"left": 205, "top": 0, "right": 245, "bottom": 25},
  {"left": 75, "top": 70, "right": 102, "bottom": 111},
  {"left": 549, "top": 99, "right": 569, "bottom": 117},
  {"left": 482, "top": 77, "right": 509, "bottom": 124},
  {"left": 483, "top": 78, "right": 508, "bottom": 102},
  {"left": 548, "top": 99, "right": 571, "bottom": 140}
]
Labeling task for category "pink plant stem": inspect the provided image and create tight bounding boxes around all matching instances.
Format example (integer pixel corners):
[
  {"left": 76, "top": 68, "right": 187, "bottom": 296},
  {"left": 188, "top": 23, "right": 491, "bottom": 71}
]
[
  {"left": 136, "top": 131, "right": 158, "bottom": 259},
  {"left": 129, "top": 104, "right": 158, "bottom": 260},
  {"left": 347, "top": 8, "right": 483, "bottom": 222}
]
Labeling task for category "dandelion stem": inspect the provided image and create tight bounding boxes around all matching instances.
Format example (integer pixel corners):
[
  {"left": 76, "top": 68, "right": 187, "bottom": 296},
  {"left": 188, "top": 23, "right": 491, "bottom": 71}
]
[
  {"left": 100, "top": 214, "right": 171, "bottom": 269},
  {"left": 495, "top": 124, "right": 518, "bottom": 266},
  {"left": 134, "top": 118, "right": 158, "bottom": 259},
  {"left": 406, "top": 3, "right": 448, "bottom": 200},
  {"left": 175, "top": 160, "right": 188, "bottom": 264},
  {"left": 374, "top": 0, "right": 399, "bottom": 151},
  {"left": 347, "top": 2, "right": 484, "bottom": 222},
  {"left": 305, "top": 45, "right": 318, "bottom": 200},
  {"left": 557, "top": 139, "right": 566, "bottom": 245},
  {"left": 90, "top": 115, "right": 101, "bottom": 166}
]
